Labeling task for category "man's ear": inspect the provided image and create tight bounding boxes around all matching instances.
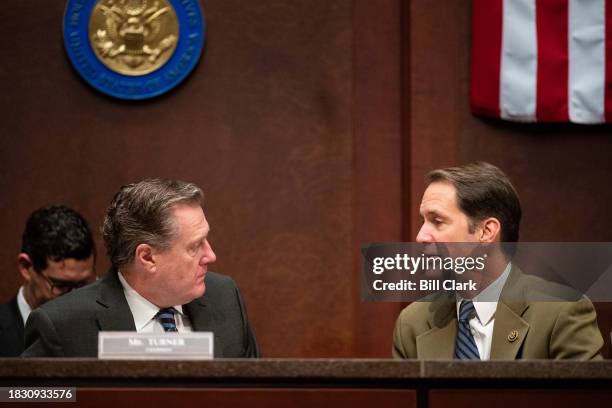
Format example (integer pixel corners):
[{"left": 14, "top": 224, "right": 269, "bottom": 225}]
[
  {"left": 135, "top": 244, "right": 156, "bottom": 272},
  {"left": 17, "top": 253, "right": 34, "bottom": 282},
  {"left": 479, "top": 217, "right": 502, "bottom": 242}
]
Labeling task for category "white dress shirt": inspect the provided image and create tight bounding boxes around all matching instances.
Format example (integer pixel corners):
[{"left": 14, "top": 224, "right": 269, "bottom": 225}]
[
  {"left": 456, "top": 263, "right": 511, "bottom": 360},
  {"left": 16, "top": 286, "right": 31, "bottom": 325},
  {"left": 118, "top": 272, "right": 192, "bottom": 333}
]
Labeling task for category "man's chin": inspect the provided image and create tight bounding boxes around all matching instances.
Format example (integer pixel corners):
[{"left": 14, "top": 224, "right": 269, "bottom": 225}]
[{"left": 194, "top": 282, "right": 206, "bottom": 298}]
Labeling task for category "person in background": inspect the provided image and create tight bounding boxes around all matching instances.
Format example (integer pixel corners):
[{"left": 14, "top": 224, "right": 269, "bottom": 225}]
[{"left": 0, "top": 205, "right": 96, "bottom": 356}]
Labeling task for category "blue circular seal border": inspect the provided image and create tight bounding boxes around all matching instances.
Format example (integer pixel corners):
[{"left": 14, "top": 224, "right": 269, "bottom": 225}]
[{"left": 63, "top": 0, "right": 205, "bottom": 100}]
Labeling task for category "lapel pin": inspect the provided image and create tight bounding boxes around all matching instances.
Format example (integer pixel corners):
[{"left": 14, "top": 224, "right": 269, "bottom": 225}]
[{"left": 507, "top": 330, "right": 519, "bottom": 342}]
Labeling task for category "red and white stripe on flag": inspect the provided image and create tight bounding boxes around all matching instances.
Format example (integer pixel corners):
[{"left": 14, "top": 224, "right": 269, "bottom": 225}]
[{"left": 470, "top": 0, "right": 612, "bottom": 124}]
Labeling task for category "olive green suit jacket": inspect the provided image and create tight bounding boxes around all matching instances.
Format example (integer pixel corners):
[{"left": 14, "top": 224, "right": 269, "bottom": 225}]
[{"left": 392, "top": 267, "right": 603, "bottom": 359}]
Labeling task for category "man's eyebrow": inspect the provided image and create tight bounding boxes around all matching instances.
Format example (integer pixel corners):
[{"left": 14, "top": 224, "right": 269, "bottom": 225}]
[
  {"left": 425, "top": 209, "right": 446, "bottom": 218},
  {"left": 191, "top": 229, "right": 210, "bottom": 244}
]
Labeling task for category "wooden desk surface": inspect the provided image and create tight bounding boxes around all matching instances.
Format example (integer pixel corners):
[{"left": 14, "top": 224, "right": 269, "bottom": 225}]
[{"left": 0, "top": 359, "right": 610, "bottom": 387}]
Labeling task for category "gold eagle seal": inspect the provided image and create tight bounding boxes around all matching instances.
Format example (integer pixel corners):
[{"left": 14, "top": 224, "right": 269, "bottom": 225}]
[{"left": 88, "top": 0, "right": 179, "bottom": 76}]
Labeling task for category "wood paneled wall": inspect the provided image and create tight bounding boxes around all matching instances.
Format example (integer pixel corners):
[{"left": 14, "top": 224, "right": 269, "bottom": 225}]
[{"left": 1, "top": 0, "right": 609, "bottom": 358}]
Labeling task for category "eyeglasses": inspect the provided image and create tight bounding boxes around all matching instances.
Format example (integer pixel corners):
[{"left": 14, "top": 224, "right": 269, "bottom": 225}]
[{"left": 38, "top": 272, "right": 90, "bottom": 295}]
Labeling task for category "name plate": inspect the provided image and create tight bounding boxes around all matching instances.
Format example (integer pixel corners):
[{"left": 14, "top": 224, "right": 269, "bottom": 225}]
[{"left": 98, "top": 332, "right": 214, "bottom": 360}]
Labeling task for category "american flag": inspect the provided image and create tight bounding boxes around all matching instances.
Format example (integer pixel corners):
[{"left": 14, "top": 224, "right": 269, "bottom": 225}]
[{"left": 470, "top": 0, "right": 612, "bottom": 123}]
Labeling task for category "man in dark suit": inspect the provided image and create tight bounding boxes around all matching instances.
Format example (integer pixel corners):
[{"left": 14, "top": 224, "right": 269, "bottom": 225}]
[
  {"left": 0, "top": 205, "right": 96, "bottom": 357},
  {"left": 23, "top": 179, "right": 259, "bottom": 358}
]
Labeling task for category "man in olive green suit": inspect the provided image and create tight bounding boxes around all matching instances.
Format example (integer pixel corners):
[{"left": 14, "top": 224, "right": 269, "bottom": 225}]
[{"left": 392, "top": 162, "right": 603, "bottom": 360}]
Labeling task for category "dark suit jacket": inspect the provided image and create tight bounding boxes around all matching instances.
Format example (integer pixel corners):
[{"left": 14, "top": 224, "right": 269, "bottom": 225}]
[
  {"left": 0, "top": 297, "right": 25, "bottom": 357},
  {"left": 392, "top": 266, "right": 604, "bottom": 359},
  {"left": 22, "top": 271, "right": 259, "bottom": 358}
]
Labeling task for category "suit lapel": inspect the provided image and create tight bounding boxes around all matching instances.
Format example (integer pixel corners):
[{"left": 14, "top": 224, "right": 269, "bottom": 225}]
[
  {"left": 490, "top": 301, "right": 529, "bottom": 359},
  {"left": 490, "top": 266, "right": 530, "bottom": 359},
  {"left": 0, "top": 297, "right": 23, "bottom": 330},
  {"left": 415, "top": 266, "right": 533, "bottom": 360},
  {"left": 184, "top": 297, "right": 221, "bottom": 357},
  {"left": 417, "top": 294, "right": 457, "bottom": 359},
  {"left": 417, "top": 319, "right": 457, "bottom": 359},
  {"left": 183, "top": 297, "right": 210, "bottom": 331},
  {"left": 95, "top": 273, "right": 136, "bottom": 331},
  {"left": 0, "top": 298, "right": 25, "bottom": 355}
]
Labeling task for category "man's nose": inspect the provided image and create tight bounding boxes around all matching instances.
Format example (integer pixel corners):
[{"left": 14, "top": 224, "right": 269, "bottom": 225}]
[
  {"left": 416, "top": 224, "right": 433, "bottom": 243},
  {"left": 201, "top": 241, "right": 217, "bottom": 264}
]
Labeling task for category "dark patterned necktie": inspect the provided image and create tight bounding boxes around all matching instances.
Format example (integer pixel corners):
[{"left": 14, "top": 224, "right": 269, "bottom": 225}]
[
  {"left": 155, "top": 308, "right": 178, "bottom": 332},
  {"left": 454, "top": 300, "right": 481, "bottom": 360}
]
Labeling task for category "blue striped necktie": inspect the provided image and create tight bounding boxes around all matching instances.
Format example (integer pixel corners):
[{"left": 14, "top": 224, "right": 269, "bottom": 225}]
[
  {"left": 454, "top": 300, "right": 480, "bottom": 360},
  {"left": 155, "top": 308, "right": 178, "bottom": 332}
]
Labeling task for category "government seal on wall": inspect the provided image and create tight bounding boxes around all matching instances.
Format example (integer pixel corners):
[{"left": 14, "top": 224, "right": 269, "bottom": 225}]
[{"left": 63, "top": 0, "right": 205, "bottom": 99}]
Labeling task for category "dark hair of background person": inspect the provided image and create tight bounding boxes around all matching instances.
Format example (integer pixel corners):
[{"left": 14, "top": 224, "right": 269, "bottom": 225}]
[
  {"left": 426, "top": 161, "right": 522, "bottom": 245},
  {"left": 21, "top": 205, "right": 96, "bottom": 272}
]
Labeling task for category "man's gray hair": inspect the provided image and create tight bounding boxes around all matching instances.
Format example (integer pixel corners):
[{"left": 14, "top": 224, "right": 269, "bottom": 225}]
[{"left": 102, "top": 178, "right": 204, "bottom": 269}]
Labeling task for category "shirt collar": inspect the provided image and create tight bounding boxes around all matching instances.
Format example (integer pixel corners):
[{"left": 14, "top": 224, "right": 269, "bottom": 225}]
[
  {"left": 456, "top": 262, "right": 512, "bottom": 325},
  {"left": 16, "top": 286, "right": 31, "bottom": 325},
  {"left": 117, "top": 271, "right": 184, "bottom": 331}
]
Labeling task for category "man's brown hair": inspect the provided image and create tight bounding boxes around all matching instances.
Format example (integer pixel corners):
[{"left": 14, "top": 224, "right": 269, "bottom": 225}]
[{"left": 426, "top": 162, "right": 522, "bottom": 243}]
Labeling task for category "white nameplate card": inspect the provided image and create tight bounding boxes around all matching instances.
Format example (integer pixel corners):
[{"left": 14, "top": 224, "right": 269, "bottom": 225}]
[{"left": 98, "top": 332, "right": 214, "bottom": 360}]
